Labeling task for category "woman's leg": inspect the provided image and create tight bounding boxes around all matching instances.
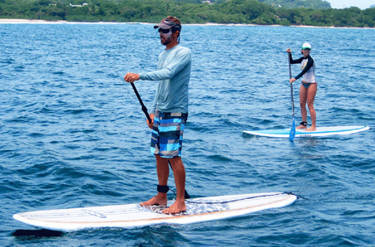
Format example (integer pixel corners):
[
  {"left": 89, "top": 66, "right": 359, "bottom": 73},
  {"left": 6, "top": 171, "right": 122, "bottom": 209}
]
[
  {"left": 306, "top": 83, "right": 317, "bottom": 131},
  {"left": 297, "top": 84, "right": 308, "bottom": 129}
]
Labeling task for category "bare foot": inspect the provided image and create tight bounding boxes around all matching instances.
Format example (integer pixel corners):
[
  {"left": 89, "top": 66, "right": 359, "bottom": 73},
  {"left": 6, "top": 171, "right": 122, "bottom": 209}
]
[
  {"left": 306, "top": 126, "right": 316, "bottom": 131},
  {"left": 162, "top": 200, "right": 186, "bottom": 214},
  {"left": 140, "top": 193, "right": 167, "bottom": 207},
  {"left": 296, "top": 124, "right": 307, "bottom": 129}
]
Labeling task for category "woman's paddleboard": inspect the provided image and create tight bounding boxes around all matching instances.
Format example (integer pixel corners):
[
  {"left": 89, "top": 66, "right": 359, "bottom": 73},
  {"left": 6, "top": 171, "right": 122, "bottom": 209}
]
[
  {"left": 13, "top": 192, "right": 296, "bottom": 232},
  {"left": 243, "top": 126, "right": 369, "bottom": 138}
]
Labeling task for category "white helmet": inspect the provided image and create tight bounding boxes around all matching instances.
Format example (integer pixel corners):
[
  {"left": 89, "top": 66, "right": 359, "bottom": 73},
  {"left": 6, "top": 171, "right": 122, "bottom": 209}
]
[{"left": 302, "top": 42, "right": 312, "bottom": 50}]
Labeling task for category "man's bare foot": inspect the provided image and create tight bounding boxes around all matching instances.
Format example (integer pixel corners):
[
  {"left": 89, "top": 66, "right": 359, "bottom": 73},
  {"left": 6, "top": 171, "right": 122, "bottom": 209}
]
[
  {"left": 140, "top": 193, "right": 167, "bottom": 207},
  {"left": 162, "top": 200, "right": 186, "bottom": 214},
  {"left": 306, "top": 126, "right": 316, "bottom": 131}
]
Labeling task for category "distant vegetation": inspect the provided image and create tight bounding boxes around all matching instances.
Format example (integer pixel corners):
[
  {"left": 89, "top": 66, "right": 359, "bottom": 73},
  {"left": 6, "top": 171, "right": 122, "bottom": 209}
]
[
  {"left": 0, "top": 0, "right": 374, "bottom": 27},
  {"left": 259, "top": 0, "right": 331, "bottom": 9}
]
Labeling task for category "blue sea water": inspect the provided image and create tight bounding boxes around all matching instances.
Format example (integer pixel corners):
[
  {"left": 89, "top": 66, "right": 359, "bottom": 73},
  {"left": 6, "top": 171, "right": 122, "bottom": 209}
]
[{"left": 0, "top": 23, "right": 374, "bottom": 246}]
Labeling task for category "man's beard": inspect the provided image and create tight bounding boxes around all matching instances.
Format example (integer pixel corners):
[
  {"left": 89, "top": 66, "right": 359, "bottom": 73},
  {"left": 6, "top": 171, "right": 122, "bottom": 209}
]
[
  {"left": 161, "top": 38, "right": 171, "bottom": 45},
  {"left": 160, "top": 32, "right": 172, "bottom": 45}
]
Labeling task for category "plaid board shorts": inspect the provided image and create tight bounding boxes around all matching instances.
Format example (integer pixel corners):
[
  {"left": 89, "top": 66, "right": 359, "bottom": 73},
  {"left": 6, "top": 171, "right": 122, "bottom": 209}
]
[{"left": 150, "top": 111, "right": 188, "bottom": 158}]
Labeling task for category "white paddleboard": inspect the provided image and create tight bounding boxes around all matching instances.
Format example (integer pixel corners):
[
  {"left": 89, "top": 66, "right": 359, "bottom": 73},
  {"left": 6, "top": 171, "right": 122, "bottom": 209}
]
[
  {"left": 243, "top": 126, "right": 370, "bottom": 138},
  {"left": 13, "top": 192, "right": 296, "bottom": 231}
]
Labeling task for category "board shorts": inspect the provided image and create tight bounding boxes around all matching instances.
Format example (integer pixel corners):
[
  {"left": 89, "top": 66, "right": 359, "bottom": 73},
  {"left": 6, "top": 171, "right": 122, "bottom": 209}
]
[{"left": 150, "top": 111, "right": 188, "bottom": 158}]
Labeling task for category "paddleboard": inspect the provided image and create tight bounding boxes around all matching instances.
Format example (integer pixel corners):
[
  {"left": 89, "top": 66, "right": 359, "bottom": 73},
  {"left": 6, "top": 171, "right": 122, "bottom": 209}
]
[
  {"left": 13, "top": 192, "right": 296, "bottom": 231},
  {"left": 243, "top": 126, "right": 370, "bottom": 138}
]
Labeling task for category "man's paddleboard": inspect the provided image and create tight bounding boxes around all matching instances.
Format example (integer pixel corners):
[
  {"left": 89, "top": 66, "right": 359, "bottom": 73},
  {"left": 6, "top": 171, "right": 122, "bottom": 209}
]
[
  {"left": 243, "top": 126, "right": 369, "bottom": 138},
  {"left": 13, "top": 192, "right": 296, "bottom": 231}
]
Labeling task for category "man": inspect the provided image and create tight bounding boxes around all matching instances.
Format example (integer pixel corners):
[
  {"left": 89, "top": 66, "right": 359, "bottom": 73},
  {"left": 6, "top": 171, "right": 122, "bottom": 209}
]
[{"left": 124, "top": 16, "right": 191, "bottom": 214}]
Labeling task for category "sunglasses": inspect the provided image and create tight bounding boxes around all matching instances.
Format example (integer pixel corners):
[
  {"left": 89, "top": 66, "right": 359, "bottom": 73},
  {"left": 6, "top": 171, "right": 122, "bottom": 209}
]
[{"left": 158, "top": 28, "right": 171, "bottom": 34}]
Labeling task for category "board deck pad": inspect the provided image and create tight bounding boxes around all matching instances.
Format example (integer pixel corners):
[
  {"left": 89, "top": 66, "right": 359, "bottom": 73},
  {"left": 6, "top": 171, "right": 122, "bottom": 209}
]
[
  {"left": 243, "top": 126, "right": 369, "bottom": 138},
  {"left": 13, "top": 192, "right": 296, "bottom": 231}
]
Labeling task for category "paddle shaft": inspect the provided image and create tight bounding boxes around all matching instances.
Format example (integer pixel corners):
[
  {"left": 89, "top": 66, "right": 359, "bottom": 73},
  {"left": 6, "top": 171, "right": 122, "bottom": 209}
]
[
  {"left": 288, "top": 56, "right": 295, "bottom": 117},
  {"left": 129, "top": 82, "right": 191, "bottom": 199},
  {"left": 130, "top": 82, "right": 152, "bottom": 123}
]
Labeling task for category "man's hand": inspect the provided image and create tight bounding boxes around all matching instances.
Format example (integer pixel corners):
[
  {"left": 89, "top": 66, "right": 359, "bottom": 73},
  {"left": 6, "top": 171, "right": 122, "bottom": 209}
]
[
  {"left": 124, "top": 73, "right": 140, "bottom": 83},
  {"left": 147, "top": 113, "right": 154, "bottom": 129}
]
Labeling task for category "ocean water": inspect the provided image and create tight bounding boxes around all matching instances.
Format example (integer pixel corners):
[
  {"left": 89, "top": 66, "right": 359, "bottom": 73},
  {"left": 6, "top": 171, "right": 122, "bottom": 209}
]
[{"left": 0, "top": 23, "right": 374, "bottom": 246}]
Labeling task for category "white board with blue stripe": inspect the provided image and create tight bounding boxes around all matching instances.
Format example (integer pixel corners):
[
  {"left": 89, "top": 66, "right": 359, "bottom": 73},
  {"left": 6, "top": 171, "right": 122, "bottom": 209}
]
[{"left": 243, "top": 126, "right": 370, "bottom": 138}]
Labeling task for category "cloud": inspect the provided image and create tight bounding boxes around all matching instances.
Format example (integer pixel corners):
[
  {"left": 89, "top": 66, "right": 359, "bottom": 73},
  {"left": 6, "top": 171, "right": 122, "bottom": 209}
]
[{"left": 327, "top": 0, "right": 373, "bottom": 9}]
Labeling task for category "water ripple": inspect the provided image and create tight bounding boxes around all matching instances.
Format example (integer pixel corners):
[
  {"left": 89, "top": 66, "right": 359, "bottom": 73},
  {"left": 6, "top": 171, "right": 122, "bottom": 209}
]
[{"left": 1, "top": 23, "right": 374, "bottom": 246}]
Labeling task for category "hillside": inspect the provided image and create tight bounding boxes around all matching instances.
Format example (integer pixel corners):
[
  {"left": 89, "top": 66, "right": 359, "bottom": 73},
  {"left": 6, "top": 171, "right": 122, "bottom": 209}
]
[
  {"left": 259, "top": 0, "right": 331, "bottom": 9},
  {"left": 0, "top": 0, "right": 374, "bottom": 27}
]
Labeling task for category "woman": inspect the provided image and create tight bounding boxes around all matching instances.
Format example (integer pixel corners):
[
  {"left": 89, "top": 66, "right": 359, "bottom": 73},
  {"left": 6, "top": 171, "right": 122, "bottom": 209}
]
[{"left": 287, "top": 42, "right": 317, "bottom": 131}]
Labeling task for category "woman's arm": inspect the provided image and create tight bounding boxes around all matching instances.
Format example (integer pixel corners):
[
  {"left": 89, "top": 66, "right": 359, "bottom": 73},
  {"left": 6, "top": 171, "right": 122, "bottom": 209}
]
[{"left": 295, "top": 56, "right": 314, "bottom": 80}]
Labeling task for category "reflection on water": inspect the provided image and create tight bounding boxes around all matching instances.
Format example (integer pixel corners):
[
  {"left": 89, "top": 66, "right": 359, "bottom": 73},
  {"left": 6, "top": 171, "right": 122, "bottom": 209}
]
[{"left": 1, "top": 23, "right": 375, "bottom": 246}]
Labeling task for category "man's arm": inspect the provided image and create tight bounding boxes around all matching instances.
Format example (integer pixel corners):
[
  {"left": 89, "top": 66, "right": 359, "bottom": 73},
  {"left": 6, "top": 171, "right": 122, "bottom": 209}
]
[
  {"left": 124, "top": 49, "right": 191, "bottom": 83},
  {"left": 140, "top": 49, "right": 191, "bottom": 81}
]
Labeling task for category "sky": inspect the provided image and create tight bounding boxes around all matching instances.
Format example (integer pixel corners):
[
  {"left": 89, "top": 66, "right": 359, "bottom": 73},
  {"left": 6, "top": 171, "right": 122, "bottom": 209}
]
[{"left": 326, "top": 0, "right": 374, "bottom": 9}]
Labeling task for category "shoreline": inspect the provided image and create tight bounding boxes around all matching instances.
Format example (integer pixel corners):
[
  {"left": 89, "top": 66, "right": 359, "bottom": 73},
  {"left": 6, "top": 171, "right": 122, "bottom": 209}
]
[{"left": 0, "top": 18, "right": 374, "bottom": 29}]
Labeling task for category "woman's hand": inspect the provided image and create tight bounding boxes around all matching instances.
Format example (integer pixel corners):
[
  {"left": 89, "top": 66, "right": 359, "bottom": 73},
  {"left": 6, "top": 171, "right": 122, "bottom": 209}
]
[
  {"left": 289, "top": 78, "right": 296, "bottom": 83},
  {"left": 286, "top": 48, "right": 291, "bottom": 53}
]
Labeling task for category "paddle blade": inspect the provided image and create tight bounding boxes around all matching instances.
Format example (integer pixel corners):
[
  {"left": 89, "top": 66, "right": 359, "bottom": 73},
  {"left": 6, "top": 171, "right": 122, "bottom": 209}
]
[{"left": 289, "top": 118, "right": 296, "bottom": 141}]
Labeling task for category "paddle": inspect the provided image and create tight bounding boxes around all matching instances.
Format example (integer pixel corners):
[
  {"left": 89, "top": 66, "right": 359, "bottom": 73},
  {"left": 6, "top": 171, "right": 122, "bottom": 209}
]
[
  {"left": 288, "top": 54, "right": 296, "bottom": 142},
  {"left": 130, "top": 82, "right": 152, "bottom": 124},
  {"left": 129, "top": 82, "right": 191, "bottom": 199}
]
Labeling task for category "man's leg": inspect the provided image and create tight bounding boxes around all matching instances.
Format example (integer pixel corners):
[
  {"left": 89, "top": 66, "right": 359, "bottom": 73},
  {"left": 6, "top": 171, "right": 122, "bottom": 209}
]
[
  {"left": 140, "top": 155, "right": 169, "bottom": 206},
  {"left": 162, "top": 157, "right": 186, "bottom": 214}
]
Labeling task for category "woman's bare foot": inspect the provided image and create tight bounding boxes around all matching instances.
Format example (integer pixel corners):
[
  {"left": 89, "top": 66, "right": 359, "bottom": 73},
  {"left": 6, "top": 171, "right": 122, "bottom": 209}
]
[
  {"left": 296, "top": 121, "right": 307, "bottom": 129},
  {"left": 306, "top": 126, "right": 316, "bottom": 131},
  {"left": 140, "top": 193, "right": 167, "bottom": 207},
  {"left": 162, "top": 200, "right": 186, "bottom": 214}
]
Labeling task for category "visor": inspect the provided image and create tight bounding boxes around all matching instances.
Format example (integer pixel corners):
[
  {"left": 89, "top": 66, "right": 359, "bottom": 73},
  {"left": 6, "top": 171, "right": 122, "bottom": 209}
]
[{"left": 301, "top": 42, "right": 312, "bottom": 50}]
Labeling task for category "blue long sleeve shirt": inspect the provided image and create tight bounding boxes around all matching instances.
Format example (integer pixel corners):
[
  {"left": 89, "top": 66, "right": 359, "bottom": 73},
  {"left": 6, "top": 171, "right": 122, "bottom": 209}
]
[{"left": 139, "top": 45, "right": 191, "bottom": 114}]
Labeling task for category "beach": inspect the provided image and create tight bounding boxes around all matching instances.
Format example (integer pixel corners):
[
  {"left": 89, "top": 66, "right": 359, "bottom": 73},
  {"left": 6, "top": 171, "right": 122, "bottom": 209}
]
[{"left": 1, "top": 18, "right": 374, "bottom": 29}]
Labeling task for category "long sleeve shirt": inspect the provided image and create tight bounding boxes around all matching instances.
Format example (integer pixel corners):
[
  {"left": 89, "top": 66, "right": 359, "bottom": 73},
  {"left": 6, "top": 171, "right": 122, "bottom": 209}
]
[
  {"left": 140, "top": 45, "right": 191, "bottom": 113},
  {"left": 289, "top": 53, "right": 316, "bottom": 83}
]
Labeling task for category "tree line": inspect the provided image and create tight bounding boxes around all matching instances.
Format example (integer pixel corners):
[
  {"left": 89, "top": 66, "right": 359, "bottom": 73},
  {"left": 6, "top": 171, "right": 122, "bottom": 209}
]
[
  {"left": 0, "top": 0, "right": 374, "bottom": 27},
  {"left": 258, "top": 0, "right": 331, "bottom": 9}
]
